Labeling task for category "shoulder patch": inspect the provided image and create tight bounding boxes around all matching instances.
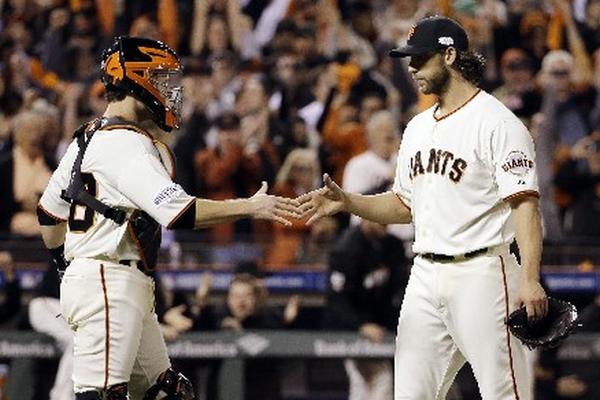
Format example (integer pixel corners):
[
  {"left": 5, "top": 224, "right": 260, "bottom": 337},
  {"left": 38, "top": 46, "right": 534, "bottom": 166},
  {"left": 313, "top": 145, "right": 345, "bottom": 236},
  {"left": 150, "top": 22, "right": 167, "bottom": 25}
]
[
  {"left": 501, "top": 151, "right": 534, "bottom": 176},
  {"left": 153, "top": 184, "right": 184, "bottom": 208}
]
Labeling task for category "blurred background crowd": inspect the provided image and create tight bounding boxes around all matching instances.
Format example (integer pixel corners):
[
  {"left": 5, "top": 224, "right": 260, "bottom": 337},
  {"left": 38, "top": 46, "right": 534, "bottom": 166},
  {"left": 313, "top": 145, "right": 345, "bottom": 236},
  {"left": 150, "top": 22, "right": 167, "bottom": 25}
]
[{"left": 1, "top": 0, "right": 600, "bottom": 399}]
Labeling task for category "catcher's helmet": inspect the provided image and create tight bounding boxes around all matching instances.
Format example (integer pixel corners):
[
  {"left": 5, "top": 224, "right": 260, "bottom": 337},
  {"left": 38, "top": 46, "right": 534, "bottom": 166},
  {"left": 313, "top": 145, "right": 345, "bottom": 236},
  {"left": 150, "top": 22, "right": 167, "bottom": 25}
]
[{"left": 100, "top": 36, "right": 183, "bottom": 132}]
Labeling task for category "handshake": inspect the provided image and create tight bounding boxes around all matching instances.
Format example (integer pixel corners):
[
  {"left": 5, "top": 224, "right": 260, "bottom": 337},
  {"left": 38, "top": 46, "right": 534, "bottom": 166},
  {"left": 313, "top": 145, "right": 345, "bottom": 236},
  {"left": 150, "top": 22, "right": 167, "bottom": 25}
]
[{"left": 250, "top": 173, "right": 345, "bottom": 226}]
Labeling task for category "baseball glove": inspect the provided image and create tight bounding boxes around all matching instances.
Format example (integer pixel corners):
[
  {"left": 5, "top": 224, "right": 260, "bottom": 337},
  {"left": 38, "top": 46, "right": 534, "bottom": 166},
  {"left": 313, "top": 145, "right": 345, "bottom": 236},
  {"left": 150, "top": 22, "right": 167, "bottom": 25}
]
[{"left": 506, "top": 297, "right": 579, "bottom": 350}]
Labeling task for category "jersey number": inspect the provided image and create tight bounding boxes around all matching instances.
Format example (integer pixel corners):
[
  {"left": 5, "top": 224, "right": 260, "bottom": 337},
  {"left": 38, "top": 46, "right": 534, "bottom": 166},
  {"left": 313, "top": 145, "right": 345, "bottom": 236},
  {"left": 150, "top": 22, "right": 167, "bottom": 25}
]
[{"left": 68, "top": 173, "right": 97, "bottom": 232}]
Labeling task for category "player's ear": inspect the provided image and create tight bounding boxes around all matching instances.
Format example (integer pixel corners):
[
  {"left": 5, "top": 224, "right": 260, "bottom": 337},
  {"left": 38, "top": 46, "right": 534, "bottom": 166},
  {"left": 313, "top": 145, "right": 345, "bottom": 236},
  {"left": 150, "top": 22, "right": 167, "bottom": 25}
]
[{"left": 444, "top": 47, "right": 457, "bottom": 66}]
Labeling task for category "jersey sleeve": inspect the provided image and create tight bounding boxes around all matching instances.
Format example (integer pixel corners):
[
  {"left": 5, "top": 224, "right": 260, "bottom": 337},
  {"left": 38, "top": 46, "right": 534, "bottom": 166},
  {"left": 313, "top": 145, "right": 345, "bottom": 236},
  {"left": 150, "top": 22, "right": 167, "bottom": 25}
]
[
  {"left": 38, "top": 140, "right": 79, "bottom": 221},
  {"left": 117, "top": 152, "right": 195, "bottom": 227},
  {"left": 392, "top": 139, "right": 412, "bottom": 208},
  {"left": 490, "top": 118, "right": 539, "bottom": 201}
]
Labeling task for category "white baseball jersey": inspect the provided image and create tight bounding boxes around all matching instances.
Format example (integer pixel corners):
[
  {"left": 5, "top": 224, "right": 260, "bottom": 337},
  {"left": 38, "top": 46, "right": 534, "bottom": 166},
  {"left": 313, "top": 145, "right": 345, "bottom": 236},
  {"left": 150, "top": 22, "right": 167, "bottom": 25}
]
[
  {"left": 39, "top": 127, "right": 195, "bottom": 262},
  {"left": 392, "top": 90, "right": 539, "bottom": 256}
]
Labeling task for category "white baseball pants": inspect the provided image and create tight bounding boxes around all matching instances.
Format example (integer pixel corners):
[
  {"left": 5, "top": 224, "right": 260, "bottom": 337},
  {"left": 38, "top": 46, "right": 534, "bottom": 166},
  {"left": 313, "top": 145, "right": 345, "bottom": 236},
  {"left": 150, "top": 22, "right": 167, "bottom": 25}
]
[
  {"left": 60, "top": 259, "right": 170, "bottom": 399},
  {"left": 394, "top": 249, "right": 532, "bottom": 400}
]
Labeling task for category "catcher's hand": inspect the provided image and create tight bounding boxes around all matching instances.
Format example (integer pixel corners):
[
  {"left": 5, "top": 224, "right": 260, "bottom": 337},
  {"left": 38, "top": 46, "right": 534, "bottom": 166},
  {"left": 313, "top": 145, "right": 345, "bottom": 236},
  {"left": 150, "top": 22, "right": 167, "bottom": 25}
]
[
  {"left": 249, "top": 181, "right": 302, "bottom": 226},
  {"left": 506, "top": 297, "right": 579, "bottom": 350}
]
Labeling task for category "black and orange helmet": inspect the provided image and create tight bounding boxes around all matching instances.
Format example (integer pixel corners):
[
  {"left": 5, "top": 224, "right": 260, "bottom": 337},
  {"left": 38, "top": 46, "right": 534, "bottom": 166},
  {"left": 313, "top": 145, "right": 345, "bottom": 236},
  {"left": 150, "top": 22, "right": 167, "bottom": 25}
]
[{"left": 100, "top": 36, "right": 183, "bottom": 132}]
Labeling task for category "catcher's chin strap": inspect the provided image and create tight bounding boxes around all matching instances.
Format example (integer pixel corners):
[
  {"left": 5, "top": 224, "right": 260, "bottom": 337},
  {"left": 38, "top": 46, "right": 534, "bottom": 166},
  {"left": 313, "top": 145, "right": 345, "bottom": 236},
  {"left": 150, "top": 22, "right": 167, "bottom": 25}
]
[
  {"left": 143, "top": 368, "right": 194, "bottom": 400},
  {"left": 60, "top": 117, "right": 135, "bottom": 225}
]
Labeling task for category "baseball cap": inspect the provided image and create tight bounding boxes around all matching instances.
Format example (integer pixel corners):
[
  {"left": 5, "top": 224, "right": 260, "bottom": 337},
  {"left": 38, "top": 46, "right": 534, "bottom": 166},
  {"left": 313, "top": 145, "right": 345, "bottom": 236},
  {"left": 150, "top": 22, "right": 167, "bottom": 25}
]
[{"left": 389, "top": 16, "right": 469, "bottom": 58}]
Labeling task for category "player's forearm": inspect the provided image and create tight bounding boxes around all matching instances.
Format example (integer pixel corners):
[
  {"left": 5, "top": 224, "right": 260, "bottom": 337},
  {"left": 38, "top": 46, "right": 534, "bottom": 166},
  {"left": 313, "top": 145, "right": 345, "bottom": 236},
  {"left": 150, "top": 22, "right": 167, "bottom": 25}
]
[
  {"left": 511, "top": 197, "right": 543, "bottom": 282},
  {"left": 40, "top": 223, "right": 67, "bottom": 249},
  {"left": 193, "top": 198, "right": 255, "bottom": 229},
  {"left": 346, "top": 191, "right": 412, "bottom": 224}
]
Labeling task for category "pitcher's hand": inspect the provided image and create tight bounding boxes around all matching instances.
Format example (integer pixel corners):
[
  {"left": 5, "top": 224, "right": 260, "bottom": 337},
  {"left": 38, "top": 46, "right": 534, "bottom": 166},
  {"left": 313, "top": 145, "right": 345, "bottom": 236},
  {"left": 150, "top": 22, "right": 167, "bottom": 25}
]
[
  {"left": 298, "top": 174, "right": 347, "bottom": 225},
  {"left": 515, "top": 278, "right": 548, "bottom": 323}
]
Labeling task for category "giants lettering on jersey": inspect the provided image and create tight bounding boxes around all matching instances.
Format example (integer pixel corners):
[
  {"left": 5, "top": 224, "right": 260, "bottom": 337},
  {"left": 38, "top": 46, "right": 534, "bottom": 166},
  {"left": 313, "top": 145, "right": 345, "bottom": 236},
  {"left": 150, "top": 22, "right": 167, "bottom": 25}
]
[
  {"left": 409, "top": 148, "right": 467, "bottom": 183},
  {"left": 501, "top": 151, "right": 533, "bottom": 176}
]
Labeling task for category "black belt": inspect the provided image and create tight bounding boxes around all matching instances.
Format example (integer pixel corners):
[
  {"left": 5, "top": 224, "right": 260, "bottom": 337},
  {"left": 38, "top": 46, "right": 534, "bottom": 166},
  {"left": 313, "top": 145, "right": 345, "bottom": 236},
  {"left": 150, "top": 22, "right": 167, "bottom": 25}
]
[{"left": 418, "top": 247, "right": 488, "bottom": 263}]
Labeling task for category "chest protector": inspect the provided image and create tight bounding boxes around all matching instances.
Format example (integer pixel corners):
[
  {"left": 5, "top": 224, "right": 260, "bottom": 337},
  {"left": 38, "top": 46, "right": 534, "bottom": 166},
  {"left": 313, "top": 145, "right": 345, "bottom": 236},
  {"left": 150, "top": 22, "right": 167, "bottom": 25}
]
[{"left": 61, "top": 117, "right": 164, "bottom": 273}]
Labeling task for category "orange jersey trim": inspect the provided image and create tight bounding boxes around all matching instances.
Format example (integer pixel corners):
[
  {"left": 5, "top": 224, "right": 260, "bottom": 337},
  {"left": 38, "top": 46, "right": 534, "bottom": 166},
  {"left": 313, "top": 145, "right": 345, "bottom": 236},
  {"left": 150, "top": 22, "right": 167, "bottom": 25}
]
[{"left": 502, "top": 190, "right": 540, "bottom": 203}]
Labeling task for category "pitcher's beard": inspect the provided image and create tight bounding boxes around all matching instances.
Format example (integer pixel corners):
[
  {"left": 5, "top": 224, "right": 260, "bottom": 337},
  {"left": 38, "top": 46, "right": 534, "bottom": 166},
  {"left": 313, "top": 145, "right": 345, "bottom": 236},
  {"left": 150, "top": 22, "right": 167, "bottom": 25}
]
[{"left": 420, "top": 66, "right": 451, "bottom": 96}]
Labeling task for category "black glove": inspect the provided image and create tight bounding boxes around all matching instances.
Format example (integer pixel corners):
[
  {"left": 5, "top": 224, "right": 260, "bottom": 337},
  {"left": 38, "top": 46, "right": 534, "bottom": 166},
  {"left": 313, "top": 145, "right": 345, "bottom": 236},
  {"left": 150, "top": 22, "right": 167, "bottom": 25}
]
[
  {"left": 506, "top": 297, "right": 579, "bottom": 350},
  {"left": 49, "top": 244, "right": 69, "bottom": 282}
]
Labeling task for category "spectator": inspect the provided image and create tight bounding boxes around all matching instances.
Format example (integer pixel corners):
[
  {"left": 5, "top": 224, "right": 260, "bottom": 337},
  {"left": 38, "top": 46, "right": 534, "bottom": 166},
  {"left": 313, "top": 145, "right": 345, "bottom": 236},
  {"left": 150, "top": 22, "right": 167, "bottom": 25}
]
[
  {"left": 493, "top": 48, "right": 542, "bottom": 125},
  {"left": 316, "top": 0, "right": 377, "bottom": 69},
  {"left": 207, "top": 51, "right": 242, "bottom": 119},
  {"left": 323, "top": 220, "right": 409, "bottom": 400},
  {"left": 240, "top": 0, "right": 292, "bottom": 59},
  {"left": 194, "top": 111, "right": 249, "bottom": 244},
  {"left": 0, "top": 110, "right": 52, "bottom": 236},
  {"left": 536, "top": 49, "right": 597, "bottom": 234},
  {"left": 194, "top": 273, "right": 300, "bottom": 400},
  {"left": 342, "top": 109, "right": 414, "bottom": 250},
  {"left": 213, "top": 273, "right": 297, "bottom": 329},
  {"left": 269, "top": 53, "right": 313, "bottom": 125},
  {"left": 28, "top": 264, "right": 74, "bottom": 400},
  {"left": 0, "top": 252, "right": 21, "bottom": 324},
  {"left": 375, "top": 0, "right": 436, "bottom": 45},
  {"left": 343, "top": 110, "right": 399, "bottom": 201},
  {"left": 319, "top": 73, "right": 388, "bottom": 185},
  {"left": 189, "top": 0, "right": 251, "bottom": 61},
  {"left": 554, "top": 131, "right": 600, "bottom": 241},
  {"left": 578, "top": 0, "right": 600, "bottom": 52},
  {"left": 265, "top": 148, "right": 336, "bottom": 267},
  {"left": 235, "top": 75, "right": 285, "bottom": 167},
  {"left": 174, "top": 67, "right": 213, "bottom": 195},
  {"left": 589, "top": 48, "right": 600, "bottom": 132}
]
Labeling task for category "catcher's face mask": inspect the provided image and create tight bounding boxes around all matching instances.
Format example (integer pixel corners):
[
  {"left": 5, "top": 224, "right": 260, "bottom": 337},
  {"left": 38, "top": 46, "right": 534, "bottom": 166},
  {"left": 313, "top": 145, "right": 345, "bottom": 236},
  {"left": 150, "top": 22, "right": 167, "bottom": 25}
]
[
  {"left": 101, "top": 36, "right": 184, "bottom": 132},
  {"left": 148, "top": 69, "right": 184, "bottom": 128}
]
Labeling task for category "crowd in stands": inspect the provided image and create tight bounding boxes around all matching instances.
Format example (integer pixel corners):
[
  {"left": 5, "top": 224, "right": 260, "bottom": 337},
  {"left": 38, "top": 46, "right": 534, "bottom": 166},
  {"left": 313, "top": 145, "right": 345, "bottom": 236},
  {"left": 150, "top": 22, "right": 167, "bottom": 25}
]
[
  {"left": 1, "top": 0, "right": 599, "bottom": 253},
  {"left": 1, "top": 0, "right": 600, "bottom": 399}
]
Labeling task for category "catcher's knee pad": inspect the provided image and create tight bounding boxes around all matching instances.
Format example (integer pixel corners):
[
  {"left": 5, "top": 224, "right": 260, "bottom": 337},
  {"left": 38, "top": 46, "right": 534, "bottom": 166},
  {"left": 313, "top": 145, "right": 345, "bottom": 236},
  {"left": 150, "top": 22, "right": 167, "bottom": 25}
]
[
  {"left": 76, "top": 391, "right": 102, "bottom": 400},
  {"left": 142, "top": 367, "right": 194, "bottom": 400}
]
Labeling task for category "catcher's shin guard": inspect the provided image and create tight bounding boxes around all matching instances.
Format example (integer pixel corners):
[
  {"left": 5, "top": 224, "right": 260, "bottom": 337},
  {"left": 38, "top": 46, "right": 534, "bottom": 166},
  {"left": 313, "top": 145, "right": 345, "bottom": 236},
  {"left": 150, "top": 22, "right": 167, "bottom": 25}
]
[{"left": 143, "top": 368, "right": 194, "bottom": 400}]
